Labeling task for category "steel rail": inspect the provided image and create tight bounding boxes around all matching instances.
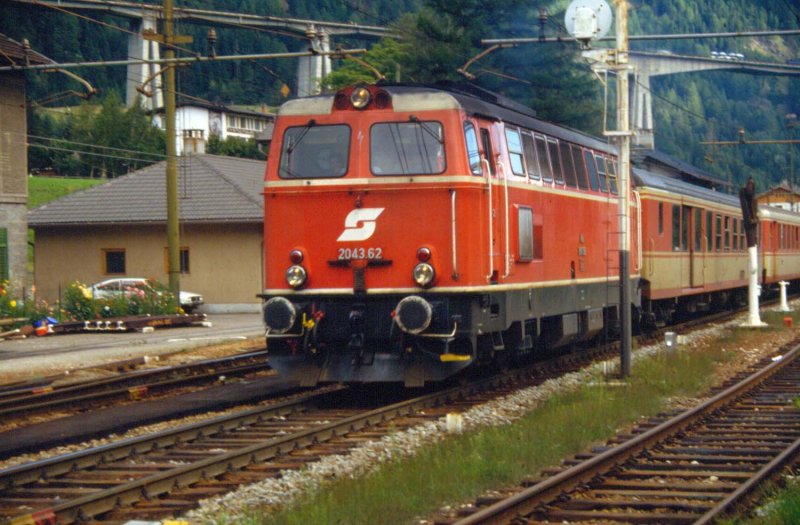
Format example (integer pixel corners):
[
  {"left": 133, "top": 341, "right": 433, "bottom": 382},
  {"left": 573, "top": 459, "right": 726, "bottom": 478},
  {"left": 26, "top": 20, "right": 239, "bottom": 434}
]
[
  {"left": 3, "top": 343, "right": 617, "bottom": 524},
  {"left": 0, "top": 351, "right": 271, "bottom": 418},
  {"left": 454, "top": 340, "right": 800, "bottom": 524},
  {"left": 0, "top": 385, "right": 345, "bottom": 490}
]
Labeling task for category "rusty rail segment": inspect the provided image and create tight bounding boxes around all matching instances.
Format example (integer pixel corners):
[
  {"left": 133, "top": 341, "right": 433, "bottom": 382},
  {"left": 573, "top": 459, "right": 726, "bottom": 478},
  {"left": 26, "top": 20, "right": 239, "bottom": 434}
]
[{"left": 452, "top": 341, "right": 800, "bottom": 525}]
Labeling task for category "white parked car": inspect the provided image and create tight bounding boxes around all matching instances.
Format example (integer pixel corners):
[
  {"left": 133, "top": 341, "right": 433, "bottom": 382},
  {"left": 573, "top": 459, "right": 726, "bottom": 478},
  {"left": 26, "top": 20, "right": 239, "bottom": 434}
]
[{"left": 90, "top": 278, "right": 204, "bottom": 313}]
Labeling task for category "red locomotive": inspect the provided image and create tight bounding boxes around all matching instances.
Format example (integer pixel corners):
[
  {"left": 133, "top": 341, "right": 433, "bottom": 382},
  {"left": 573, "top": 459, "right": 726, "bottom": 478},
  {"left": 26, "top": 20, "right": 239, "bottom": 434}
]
[{"left": 260, "top": 82, "right": 799, "bottom": 386}]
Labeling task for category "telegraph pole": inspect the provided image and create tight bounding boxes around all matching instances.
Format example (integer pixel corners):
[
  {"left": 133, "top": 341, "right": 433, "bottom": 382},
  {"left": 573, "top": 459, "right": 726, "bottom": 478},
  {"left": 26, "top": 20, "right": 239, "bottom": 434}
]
[
  {"left": 145, "top": 0, "right": 191, "bottom": 301},
  {"left": 164, "top": 0, "right": 179, "bottom": 300}
]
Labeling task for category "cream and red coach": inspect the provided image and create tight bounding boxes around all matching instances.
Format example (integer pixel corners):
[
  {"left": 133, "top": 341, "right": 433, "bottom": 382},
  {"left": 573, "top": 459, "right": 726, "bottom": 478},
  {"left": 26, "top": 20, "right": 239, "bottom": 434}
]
[{"left": 261, "top": 83, "right": 638, "bottom": 386}]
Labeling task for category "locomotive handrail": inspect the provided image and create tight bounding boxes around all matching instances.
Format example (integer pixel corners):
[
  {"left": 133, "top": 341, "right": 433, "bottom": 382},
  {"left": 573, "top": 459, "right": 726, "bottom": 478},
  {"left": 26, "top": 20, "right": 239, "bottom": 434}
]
[
  {"left": 451, "top": 189, "right": 458, "bottom": 280},
  {"left": 483, "top": 157, "right": 494, "bottom": 282},
  {"left": 499, "top": 160, "right": 511, "bottom": 279},
  {"left": 635, "top": 190, "right": 643, "bottom": 271}
]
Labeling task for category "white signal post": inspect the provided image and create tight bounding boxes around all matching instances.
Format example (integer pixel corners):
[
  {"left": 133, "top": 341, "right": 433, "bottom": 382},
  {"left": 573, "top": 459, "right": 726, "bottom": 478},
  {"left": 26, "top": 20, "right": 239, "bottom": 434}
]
[
  {"left": 568, "top": 0, "right": 633, "bottom": 377},
  {"left": 613, "top": 0, "right": 633, "bottom": 378}
]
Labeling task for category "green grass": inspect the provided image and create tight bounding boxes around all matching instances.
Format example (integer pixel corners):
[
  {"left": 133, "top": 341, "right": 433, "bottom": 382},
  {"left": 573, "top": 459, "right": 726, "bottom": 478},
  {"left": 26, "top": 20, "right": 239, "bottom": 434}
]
[
  {"left": 209, "top": 333, "right": 744, "bottom": 525},
  {"left": 721, "top": 481, "right": 800, "bottom": 525},
  {"left": 28, "top": 175, "right": 104, "bottom": 209}
]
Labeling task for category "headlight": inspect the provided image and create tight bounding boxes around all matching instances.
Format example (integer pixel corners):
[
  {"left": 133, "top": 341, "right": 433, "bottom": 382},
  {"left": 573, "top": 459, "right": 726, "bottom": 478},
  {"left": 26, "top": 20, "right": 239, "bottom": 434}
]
[
  {"left": 351, "top": 86, "right": 371, "bottom": 109},
  {"left": 285, "top": 265, "right": 307, "bottom": 289},
  {"left": 413, "top": 263, "right": 435, "bottom": 288}
]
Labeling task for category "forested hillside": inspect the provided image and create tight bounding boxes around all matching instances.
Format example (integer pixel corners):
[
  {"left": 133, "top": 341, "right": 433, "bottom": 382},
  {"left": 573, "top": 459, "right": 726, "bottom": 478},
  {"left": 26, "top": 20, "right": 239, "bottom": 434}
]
[{"left": 1, "top": 0, "right": 798, "bottom": 189}]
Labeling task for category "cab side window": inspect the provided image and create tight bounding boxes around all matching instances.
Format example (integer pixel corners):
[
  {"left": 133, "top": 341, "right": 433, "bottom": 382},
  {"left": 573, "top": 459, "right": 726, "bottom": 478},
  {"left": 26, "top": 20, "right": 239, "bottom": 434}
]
[{"left": 464, "top": 122, "right": 482, "bottom": 175}]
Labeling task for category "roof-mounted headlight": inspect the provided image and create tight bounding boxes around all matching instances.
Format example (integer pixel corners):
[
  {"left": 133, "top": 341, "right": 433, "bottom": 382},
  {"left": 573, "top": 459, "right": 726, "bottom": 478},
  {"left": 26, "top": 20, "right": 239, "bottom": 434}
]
[{"left": 351, "top": 86, "right": 371, "bottom": 109}]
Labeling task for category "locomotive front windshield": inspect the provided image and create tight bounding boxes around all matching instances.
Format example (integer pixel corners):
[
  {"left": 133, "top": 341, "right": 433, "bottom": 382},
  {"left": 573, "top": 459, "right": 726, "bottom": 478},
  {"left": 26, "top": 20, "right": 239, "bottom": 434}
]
[
  {"left": 279, "top": 124, "right": 350, "bottom": 179},
  {"left": 370, "top": 121, "right": 445, "bottom": 175}
]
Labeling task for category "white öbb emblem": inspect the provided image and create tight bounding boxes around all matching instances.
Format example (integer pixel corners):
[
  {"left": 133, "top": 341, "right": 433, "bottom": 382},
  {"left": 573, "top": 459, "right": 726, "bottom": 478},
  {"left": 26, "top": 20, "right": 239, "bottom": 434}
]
[{"left": 337, "top": 208, "right": 385, "bottom": 242}]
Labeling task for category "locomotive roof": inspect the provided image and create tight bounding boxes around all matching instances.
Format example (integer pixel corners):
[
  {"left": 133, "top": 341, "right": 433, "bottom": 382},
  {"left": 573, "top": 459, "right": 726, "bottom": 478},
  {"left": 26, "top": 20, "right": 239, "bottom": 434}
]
[
  {"left": 278, "top": 83, "right": 615, "bottom": 155},
  {"left": 633, "top": 168, "right": 740, "bottom": 208}
]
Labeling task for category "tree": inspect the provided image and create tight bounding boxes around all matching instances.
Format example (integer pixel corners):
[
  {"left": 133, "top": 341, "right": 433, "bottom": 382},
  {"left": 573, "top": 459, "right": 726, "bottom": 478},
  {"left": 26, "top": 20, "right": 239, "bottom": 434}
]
[
  {"left": 43, "top": 92, "right": 165, "bottom": 178},
  {"left": 207, "top": 135, "right": 266, "bottom": 160}
]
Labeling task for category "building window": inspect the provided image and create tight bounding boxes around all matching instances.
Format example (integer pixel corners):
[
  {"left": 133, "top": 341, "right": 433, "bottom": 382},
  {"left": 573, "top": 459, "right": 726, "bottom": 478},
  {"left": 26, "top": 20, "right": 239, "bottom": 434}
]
[
  {"left": 0, "top": 228, "right": 8, "bottom": 281},
  {"left": 165, "top": 247, "right": 191, "bottom": 274},
  {"left": 103, "top": 249, "right": 126, "bottom": 275}
]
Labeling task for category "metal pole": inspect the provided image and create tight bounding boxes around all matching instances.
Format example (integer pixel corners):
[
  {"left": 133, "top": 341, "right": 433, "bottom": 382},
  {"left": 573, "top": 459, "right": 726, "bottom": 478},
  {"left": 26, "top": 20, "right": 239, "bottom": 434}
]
[
  {"left": 615, "top": 0, "right": 632, "bottom": 378},
  {"left": 164, "top": 0, "right": 180, "bottom": 301}
]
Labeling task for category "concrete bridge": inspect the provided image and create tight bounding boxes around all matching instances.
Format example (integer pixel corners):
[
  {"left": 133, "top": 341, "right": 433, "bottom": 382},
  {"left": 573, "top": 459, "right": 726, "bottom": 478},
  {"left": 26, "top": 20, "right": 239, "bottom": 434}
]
[
  {"left": 8, "top": 0, "right": 394, "bottom": 107},
  {"left": 629, "top": 51, "right": 800, "bottom": 149}
]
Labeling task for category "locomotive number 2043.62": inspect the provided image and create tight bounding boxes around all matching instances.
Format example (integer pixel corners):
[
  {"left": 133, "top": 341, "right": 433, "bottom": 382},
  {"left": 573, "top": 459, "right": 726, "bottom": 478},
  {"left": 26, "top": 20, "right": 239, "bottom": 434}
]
[{"left": 338, "top": 247, "right": 383, "bottom": 260}]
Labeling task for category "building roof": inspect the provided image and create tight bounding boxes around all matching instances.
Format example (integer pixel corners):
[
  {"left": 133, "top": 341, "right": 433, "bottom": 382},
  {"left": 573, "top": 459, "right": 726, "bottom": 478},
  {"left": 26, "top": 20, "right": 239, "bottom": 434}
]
[
  {"left": 757, "top": 179, "right": 800, "bottom": 199},
  {"left": 28, "top": 154, "right": 265, "bottom": 227},
  {"left": 0, "top": 33, "right": 54, "bottom": 67}
]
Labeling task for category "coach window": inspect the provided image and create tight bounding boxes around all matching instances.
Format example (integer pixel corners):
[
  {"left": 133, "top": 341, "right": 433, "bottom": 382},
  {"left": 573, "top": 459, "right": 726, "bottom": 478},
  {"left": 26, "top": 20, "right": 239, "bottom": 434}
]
[
  {"left": 732, "top": 218, "right": 739, "bottom": 251},
  {"left": 682, "top": 206, "right": 691, "bottom": 252},
  {"left": 694, "top": 208, "right": 703, "bottom": 252},
  {"left": 706, "top": 211, "right": 713, "bottom": 251},
  {"left": 658, "top": 203, "right": 664, "bottom": 234},
  {"left": 103, "top": 249, "right": 126, "bottom": 275},
  {"left": 715, "top": 215, "right": 723, "bottom": 251},
  {"left": 739, "top": 219, "right": 747, "bottom": 251},
  {"left": 279, "top": 124, "right": 350, "bottom": 179},
  {"left": 464, "top": 122, "right": 482, "bottom": 175},
  {"left": 672, "top": 205, "right": 681, "bottom": 251},
  {"left": 548, "top": 138, "right": 564, "bottom": 184},
  {"left": 594, "top": 154, "right": 608, "bottom": 192},
  {"left": 571, "top": 145, "right": 588, "bottom": 189},
  {"left": 584, "top": 151, "right": 600, "bottom": 192},
  {"left": 371, "top": 121, "right": 445, "bottom": 175},
  {"left": 559, "top": 141, "right": 577, "bottom": 188},
  {"left": 504, "top": 127, "right": 526, "bottom": 176},
  {"left": 521, "top": 131, "right": 540, "bottom": 180},
  {"left": 534, "top": 134, "right": 553, "bottom": 182},
  {"left": 724, "top": 216, "right": 731, "bottom": 251}
]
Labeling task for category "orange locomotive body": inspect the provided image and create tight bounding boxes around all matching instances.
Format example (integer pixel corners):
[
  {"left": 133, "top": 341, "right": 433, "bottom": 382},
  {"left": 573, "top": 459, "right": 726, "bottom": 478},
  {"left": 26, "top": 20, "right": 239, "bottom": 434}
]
[{"left": 261, "top": 83, "right": 638, "bottom": 386}]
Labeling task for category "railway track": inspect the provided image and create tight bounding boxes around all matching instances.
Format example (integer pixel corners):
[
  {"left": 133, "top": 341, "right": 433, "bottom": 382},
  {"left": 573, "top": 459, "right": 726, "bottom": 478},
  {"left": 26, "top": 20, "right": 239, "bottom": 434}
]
[
  {"left": 443, "top": 340, "right": 800, "bottom": 525},
  {"left": 0, "top": 351, "right": 273, "bottom": 424},
  {"left": 0, "top": 344, "right": 615, "bottom": 524},
  {"left": 0, "top": 306, "right": 789, "bottom": 523}
]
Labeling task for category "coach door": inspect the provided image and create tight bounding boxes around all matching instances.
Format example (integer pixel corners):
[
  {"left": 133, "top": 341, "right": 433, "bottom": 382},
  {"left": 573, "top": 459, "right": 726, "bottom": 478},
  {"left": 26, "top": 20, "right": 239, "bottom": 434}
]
[{"left": 688, "top": 206, "right": 704, "bottom": 287}]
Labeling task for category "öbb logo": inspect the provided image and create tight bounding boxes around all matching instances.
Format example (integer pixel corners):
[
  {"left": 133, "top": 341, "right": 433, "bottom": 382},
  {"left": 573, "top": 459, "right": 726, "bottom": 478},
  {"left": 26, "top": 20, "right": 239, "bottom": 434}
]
[{"left": 337, "top": 208, "right": 385, "bottom": 242}]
